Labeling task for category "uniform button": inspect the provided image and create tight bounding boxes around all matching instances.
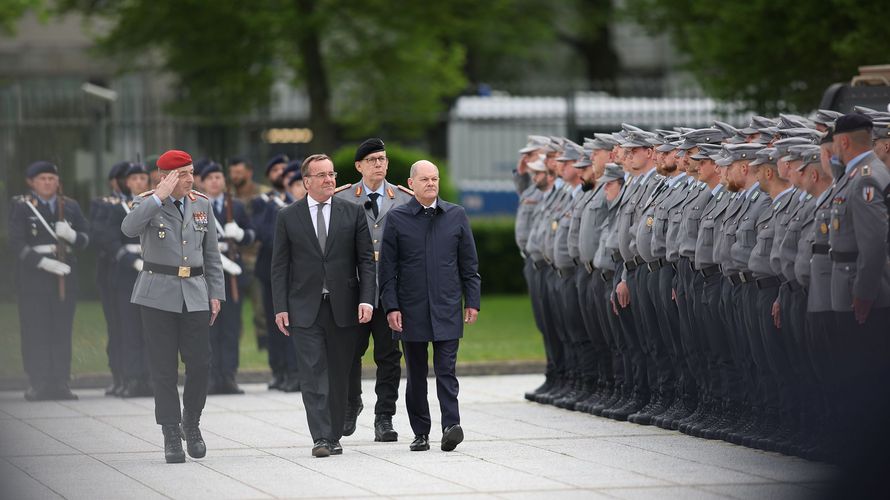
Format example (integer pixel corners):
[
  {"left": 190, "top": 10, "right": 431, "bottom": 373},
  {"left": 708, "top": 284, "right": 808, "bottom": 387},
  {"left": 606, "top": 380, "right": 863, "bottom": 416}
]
[
  {"left": 183, "top": 240, "right": 187, "bottom": 245},
  {"left": 374, "top": 224, "right": 379, "bottom": 228},
  {"left": 184, "top": 256, "right": 188, "bottom": 261},
  {"left": 373, "top": 239, "right": 378, "bottom": 244}
]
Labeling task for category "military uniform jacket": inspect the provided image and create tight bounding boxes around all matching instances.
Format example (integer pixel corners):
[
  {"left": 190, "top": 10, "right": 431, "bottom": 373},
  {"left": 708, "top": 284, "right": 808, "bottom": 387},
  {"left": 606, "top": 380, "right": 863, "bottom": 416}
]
[
  {"left": 211, "top": 194, "right": 257, "bottom": 286},
  {"left": 515, "top": 184, "right": 543, "bottom": 253},
  {"left": 543, "top": 186, "right": 573, "bottom": 264},
  {"left": 102, "top": 196, "right": 144, "bottom": 279},
  {"left": 769, "top": 190, "right": 802, "bottom": 279},
  {"left": 636, "top": 176, "right": 673, "bottom": 262},
  {"left": 621, "top": 171, "right": 663, "bottom": 265},
  {"left": 777, "top": 193, "right": 813, "bottom": 283},
  {"left": 807, "top": 184, "right": 838, "bottom": 312},
  {"left": 695, "top": 188, "right": 732, "bottom": 269},
  {"left": 677, "top": 182, "right": 712, "bottom": 260},
  {"left": 792, "top": 196, "right": 818, "bottom": 289},
  {"left": 577, "top": 185, "right": 608, "bottom": 266},
  {"left": 567, "top": 187, "right": 599, "bottom": 263},
  {"left": 828, "top": 153, "right": 890, "bottom": 310},
  {"left": 524, "top": 187, "right": 558, "bottom": 262},
  {"left": 554, "top": 186, "right": 584, "bottom": 270},
  {"left": 593, "top": 194, "right": 623, "bottom": 272},
  {"left": 252, "top": 190, "right": 295, "bottom": 284},
  {"left": 334, "top": 180, "right": 413, "bottom": 279},
  {"left": 121, "top": 191, "right": 225, "bottom": 313},
  {"left": 748, "top": 189, "right": 794, "bottom": 278},
  {"left": 664, "top": 179, "right": 700, "bottom": 262},
  {"left": 713, "top": 190, "right": 750, "bottom": 275},
  {"left": 9, "top": 194, "right": 89, "bottom": 293},
  {"left": 729, "top": 188, "right": 770, "bottom": 273}
]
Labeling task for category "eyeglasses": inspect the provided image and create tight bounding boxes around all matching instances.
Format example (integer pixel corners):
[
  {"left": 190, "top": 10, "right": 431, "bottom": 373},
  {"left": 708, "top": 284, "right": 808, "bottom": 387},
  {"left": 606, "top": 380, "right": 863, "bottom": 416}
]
[
  {"left": 309, "top": 171, "right": 337, "bottom": 179},
  {"left": 363, "top": 156, "right": 388, "bottom": 165}
]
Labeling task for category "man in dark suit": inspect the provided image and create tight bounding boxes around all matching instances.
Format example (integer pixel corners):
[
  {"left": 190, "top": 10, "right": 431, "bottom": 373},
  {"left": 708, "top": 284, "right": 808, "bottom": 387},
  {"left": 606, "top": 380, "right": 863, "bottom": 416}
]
[
  {"left": 380, "top": 160, "right": 482, "bottom": 453},
  {"left": 271, "top": 154, "right": 377, "bottom": 458}
]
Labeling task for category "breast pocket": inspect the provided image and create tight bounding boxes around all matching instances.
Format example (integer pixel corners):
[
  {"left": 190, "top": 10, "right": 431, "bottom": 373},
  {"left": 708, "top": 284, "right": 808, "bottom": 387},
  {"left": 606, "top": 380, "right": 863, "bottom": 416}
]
[{"left": 756, "top": 229, "right": 772, "bottom": 257}]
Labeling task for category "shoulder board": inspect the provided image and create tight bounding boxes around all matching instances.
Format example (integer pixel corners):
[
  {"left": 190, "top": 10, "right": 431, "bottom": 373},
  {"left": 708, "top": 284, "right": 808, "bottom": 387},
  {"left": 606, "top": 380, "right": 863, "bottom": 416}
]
[
  {"left": 334, "top": 183, "right": 352, "bottom": 194},
  {"left": 189, "top": 190, "right": 208, "bottom": 200},
  {"left": 12, "top": 194, "right": 32, "bottom": 204},
  {"left": 106, "top": 196, "right": 121, "bottom": 204},
  {"left": 396, "top": 185, "right": 414, "bottom": 196},
  {"left": 861, "top": 164, "right": 871, "bottom": 177},
  {"left": 136, "top": 190, "right": 155, "bottom": 198}
]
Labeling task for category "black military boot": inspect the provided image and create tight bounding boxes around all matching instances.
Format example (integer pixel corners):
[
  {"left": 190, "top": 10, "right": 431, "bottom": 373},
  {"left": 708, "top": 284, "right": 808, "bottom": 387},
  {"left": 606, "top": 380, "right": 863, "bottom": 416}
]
[
  {"left": 374, "top": 414, "right": 398, "bottom": 442},
  {"left": 105, "top": 375, "right": 124, "bottom": 397},
  {"left": 181, "top": 409, "right": 206, "bottom": 459},
  {"left": 535, "top": 376, "right": 570, "bottom": 405},
  {"left": 267, "top": 371, "right": 285, "bottom": 391},
  {"left": 162, "top": 424, "right": 186, "bottom": 463},
  {"left": 524, "top": 377, "right": 554, "bottom": 402}
]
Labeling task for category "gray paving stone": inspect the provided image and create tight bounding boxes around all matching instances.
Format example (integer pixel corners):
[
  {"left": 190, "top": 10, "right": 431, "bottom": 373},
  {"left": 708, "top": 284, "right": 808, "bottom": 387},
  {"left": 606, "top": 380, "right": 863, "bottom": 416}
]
[{"left": 0, "top": 376, "right": 834, "bottom": 499}]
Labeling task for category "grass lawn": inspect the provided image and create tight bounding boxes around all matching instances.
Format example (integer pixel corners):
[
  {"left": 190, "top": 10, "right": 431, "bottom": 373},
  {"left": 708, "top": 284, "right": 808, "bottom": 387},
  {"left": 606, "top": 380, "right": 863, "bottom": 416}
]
[{"left": 0, "top": 295, "right": 543, "bottom": 378}]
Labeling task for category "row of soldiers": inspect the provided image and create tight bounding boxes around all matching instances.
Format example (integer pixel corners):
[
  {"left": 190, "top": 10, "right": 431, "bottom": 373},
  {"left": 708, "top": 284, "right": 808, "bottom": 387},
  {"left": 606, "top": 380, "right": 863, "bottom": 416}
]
[{"left": 514, "top": 107, "right": 890, "bottom": 463}]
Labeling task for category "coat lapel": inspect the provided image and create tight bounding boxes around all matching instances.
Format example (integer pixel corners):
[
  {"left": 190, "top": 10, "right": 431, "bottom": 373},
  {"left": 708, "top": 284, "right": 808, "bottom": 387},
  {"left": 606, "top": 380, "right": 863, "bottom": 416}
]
[
  {"left": 295, "top": 199, "right": 323, "bottom": 256},
  {"left": 324, "top": 199, "right": 345, "bottom": 256}
]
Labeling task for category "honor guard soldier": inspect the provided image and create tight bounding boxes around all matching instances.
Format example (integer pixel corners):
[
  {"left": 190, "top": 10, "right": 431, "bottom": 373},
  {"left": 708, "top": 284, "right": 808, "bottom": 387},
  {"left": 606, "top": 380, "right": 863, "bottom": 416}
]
[
  {"left": 333, "top": 138, "right": 413, "bottom": 441},
  {"left": 9, "top": 161, "right": 89, "bottom": 401},
  {"left": 252, "top": 154, "right": 301, "bottom": 392},
  {"left": 200, "top": 161, "right": 256, "bottom": 394},
  {"left": 103, "top": 163, "right": 155, "bottom": 398},
  {"left": 91, "top": 161, "right": 130, "bottom": 396},
  {"left": 121, "top": 150, "right": 225, "bottom": 464}
]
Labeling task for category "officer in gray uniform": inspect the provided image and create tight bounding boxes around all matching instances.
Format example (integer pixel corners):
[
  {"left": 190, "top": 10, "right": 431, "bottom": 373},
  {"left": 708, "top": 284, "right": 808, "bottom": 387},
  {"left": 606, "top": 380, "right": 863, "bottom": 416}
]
[
  {"left": 121, "top": 149, "right": 225, "bottom": 464},
  {"left": 521, "top": 155, "right": 558, "bottom": 401},
  {"left": 514, "top": 135, "right": 550, "bottom": 194},
  {"left": 334, "top": 138, "right": 414, "bottom": 442},
  {"left": 573, "top": 138, "right": 617, "bottom": 412},
  {"left": 828, "top": 114, "right": 890, "bottom": 457}
]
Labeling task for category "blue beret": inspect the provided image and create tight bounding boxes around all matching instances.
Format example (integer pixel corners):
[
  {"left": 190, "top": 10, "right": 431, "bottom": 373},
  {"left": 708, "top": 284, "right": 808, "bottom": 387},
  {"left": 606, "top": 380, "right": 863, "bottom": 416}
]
[
  {"left": 355, "top": 138, "right": 385, "bottom": 162},
  {"left": 199, "top": 161, "right": 223, "bottom": 180},
  {"left": 108, "top": 161, "right": 132, "bottom": 180},
  {"left": 126, "top": 163, "right": 149, "bottom": 177},
  {"left": 26, "top": 160, "right": 59, "bottom": 179},
  {"left": 265, "top": 154, "right": 289, "bottom": 175}
]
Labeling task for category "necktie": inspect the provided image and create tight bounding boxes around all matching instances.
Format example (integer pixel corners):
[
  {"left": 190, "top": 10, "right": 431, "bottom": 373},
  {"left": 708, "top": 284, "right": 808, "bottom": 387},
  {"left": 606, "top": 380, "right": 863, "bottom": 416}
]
[
  {"left": 317, "top": 202, "right": 328, "bottom": 293},
  {"left": 173, "top": 200, "right": 183, "bottom": 218},
  {"left": 368, "top": 192, "right": 380, "bottom": 218}
]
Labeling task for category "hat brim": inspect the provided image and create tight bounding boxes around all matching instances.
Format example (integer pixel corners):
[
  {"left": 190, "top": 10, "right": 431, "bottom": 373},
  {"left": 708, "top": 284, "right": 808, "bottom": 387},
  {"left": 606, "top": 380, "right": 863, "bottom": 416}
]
[
  {"left": 574, "top": 160, "right": 592, "bottom": 168},
  {"left": 715, "top": 157, "right": 734, "bottom": 167},
  {"left": 656, "top": 143, "right": 677, "bottom": 152},
  {"left": 519, "top": 145, "right": 538, "bottom": 154}
]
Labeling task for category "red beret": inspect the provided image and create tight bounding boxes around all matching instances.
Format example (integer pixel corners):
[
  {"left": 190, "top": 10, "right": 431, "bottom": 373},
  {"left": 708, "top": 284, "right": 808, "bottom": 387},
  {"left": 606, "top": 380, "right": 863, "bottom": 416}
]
[{"left": 157, "top": 150, "right": 193, "bottom": 171}]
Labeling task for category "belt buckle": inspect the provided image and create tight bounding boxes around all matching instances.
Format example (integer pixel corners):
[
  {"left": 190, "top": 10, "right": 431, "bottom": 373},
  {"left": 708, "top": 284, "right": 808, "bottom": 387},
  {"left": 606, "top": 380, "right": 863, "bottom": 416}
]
[{"left": 178, "top": 266, "right": 191, "bottom": 278}]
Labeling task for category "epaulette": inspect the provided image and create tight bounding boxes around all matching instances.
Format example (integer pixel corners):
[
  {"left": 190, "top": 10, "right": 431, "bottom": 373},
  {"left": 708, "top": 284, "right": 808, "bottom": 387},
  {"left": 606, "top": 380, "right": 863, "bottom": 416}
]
[
  {"left": 335, "top": 183, "right": 352, "bottom": 194},
  {"left": 104, "top": 196, "right": 121, "bottom": 204},
  {"left": 188, "top": 190, "right": 208, "bottom": 201},
  {"left": 12, "top": 194, "right": 32, "bottom": 205},
  {"left": 385, "top": 186, "right": 395, "bottom": 199},
  {"left": 136, "top": 190, "right": 155, "bottom": 198},
  {"left": 396, "top": 185, "right": 414, "bottom": 196}
]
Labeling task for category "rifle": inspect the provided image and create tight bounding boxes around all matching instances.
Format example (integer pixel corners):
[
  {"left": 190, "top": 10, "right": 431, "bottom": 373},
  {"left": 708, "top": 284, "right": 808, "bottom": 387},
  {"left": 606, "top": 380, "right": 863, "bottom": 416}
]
[
  {"left": 56, "top": 183, "right": 67, "bottom": 301},
  {"left": 224, "top": 187, "right": 240, "bottom": 303}
]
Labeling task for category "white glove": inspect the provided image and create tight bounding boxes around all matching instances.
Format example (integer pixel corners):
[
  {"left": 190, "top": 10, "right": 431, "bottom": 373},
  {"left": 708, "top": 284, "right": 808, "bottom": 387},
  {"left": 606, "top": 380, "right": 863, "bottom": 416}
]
[
  {"left": 133, "top": 259, "right": 144, "bottom": 272},
  {"left": 220, "top": 254, "right": 243, "bottom": 276},
  {"left": 55, "top": 221, "right": 77, "bottom": 244},
  {"left": 224, "top": 222, "right": 245, "bottom": 242},
  {"left": 37, "top": 257, "right": 71, "bottom": 276}
]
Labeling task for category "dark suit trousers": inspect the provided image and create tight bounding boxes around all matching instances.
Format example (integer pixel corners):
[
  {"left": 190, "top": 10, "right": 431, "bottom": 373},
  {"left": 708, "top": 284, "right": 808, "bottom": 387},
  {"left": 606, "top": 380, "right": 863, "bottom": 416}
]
[
  {"left": 347, "top": 306, "right": 402, "bottom": 416},
  {"left": 141, "top": 305, "right": 210, "bottom": 425},
  {"left": 402, "top": 339, "right": 460, "bottom": 436},
  {"left": 292, "top": 298, "right": 357, "bottom": 442}
]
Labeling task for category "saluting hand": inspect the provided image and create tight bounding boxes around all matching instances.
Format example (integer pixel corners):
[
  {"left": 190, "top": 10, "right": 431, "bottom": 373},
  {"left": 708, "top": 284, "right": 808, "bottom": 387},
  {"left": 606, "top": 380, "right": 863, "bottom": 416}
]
[
  {"left": 209, "top": 299, "right": 221, "bottom": 326},
  {"left": 154, "top": 171, "right": 179, "bottom": 200}
]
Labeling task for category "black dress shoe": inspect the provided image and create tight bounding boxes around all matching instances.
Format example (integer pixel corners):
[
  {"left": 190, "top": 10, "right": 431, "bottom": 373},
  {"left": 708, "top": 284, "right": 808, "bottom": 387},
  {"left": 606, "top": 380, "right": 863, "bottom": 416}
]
[
  {"left": 441, "top": 424, "right": 464, "bottom": 452},
  {"left": 105, "top": 377, "right": 123, "bottom": 397},
  {"left": 181, "top": 410, "right": 206, "bottom": 459},
  {"left": 342, "top": 400, "right": 363, "bottom": 437},
  {"left": 374, "top": 414, "right": 398, "bottom": 442},
  {"left": 331, "top": 440, "right": 343, "bottom": 455},
  {"left": 52, "top": 384, "right": 79, "bottom": 401},
  {"left": 281, "top": 373, "right": 301, "bottom": 393},
  {"left": 162, "top": 424, "right": 186, "bottom": 463},
  {"left": 312, "top": 439, "right": 332, "bottom": 458},
  {"left": 218, "top": 376, "right": 245, "bottom": 395},
  {"left": 120, "top": 379, "right": 153, "bottom": 398},
  {"left": 268, "top": 372, "right": 285, "bottom": 391},
  {"left": 409, "top": 435, "right": 430, "bottom": 451}
]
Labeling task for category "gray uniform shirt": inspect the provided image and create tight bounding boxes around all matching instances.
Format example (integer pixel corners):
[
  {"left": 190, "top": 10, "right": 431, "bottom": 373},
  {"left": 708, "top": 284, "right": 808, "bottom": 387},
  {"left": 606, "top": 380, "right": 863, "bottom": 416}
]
[
  {"left": 769, "top": 189, "right": 802, "bottom": 279},
  {"left": 807, "top": 185, "right": 837, "bottom": 312},
  {"left": 694, "top": 187, "right": 732, "bottom": 269},
  {"left": 729, "top": 188, "right": 771, "bottom": 273},
  {"left": 514, "top": 184, "right": 543, "bottom": 253},
  {"left": 793, "top": 196, "right": 818, "bottom": 288},
  {"left": 677, "top": 182, "right": 712, "bottom": 260},
  {"left": 778, "top": 193, "right": 814, "bottom": 283},
  {"left": 578, "top": 186, "right": 608, "bottom": 266},
  {"left": 554, "top": 185, "right": 584, "bottom": 270},
  {"left": 568, "top": 187, "right": 599, "bottom": 262},
  {"left": 636, "top": 178, "right": 673, "bottom": 262},
  {"left": 713, "top": 190, "right": 750, "bottom": 275},
  {"left": 121, "top": 190, "right": 225, "bottom": 313},
  {"left": 524, "top": 187, "right": 557, "bottom": 262},
  {"left": 748, "top": 189, "right": 794, "bottom": 278}
]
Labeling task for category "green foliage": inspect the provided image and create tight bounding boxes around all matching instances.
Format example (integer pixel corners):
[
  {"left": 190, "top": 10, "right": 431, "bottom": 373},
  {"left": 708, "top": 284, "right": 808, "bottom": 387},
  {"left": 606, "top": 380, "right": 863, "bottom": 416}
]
[
  {"left": 621, "top": 0, "right": 888, "bottom": 113},
  {"left": 470, "top": 217, "right": 527, "bottom": 295},
  {"left": 329, "top": 142, "right": 458, "bottom": 203},
  {"left": 0, "top": 0, "right": 46, "bottom": 33}
]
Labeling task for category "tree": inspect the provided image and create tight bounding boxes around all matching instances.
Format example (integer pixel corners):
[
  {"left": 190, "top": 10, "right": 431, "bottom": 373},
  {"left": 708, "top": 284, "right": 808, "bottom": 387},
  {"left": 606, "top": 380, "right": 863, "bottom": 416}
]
[
  {"left": 621, "top": 0, "right": 889, "bottom": 113},
  {"left": 46, "top": 0, "right": 552, "bottom": 151}
]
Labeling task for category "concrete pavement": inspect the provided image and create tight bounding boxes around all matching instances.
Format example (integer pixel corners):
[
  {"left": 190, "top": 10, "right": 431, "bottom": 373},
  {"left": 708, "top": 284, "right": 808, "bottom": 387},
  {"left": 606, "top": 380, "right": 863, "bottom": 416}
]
[{"left": 0, "top": 374, "right": 835, "bottom": 499}]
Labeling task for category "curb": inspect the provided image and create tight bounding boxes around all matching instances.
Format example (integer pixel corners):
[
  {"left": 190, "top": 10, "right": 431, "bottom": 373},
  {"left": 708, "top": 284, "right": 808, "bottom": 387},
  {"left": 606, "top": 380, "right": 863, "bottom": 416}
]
[{"left": 0, "top": 361, "right": 546, "bottom": 391}]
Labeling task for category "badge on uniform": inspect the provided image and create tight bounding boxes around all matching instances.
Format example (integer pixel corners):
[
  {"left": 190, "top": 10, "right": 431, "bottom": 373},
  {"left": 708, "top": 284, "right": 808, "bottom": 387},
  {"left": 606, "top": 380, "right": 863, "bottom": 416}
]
[
  {"left": 863, "top": 186, "right": 874, "bottom": 202},
  {"left": 646, "top": 216, "right": 654, "bottom": 227},
  {"left": 551, "top": 220, "right": 558, "bottom": 231},
  {"left": 832, "top": 218, "right": 840, "bottom": 231},
  {"left": 158, "top": 229, "right": 166, "bottom": 239},
  {"left": 820, "top": 222, "right": 828, "bottom": 234},
  {"left": 193, "top": 211, "right": 209, "bottom": 231}
]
